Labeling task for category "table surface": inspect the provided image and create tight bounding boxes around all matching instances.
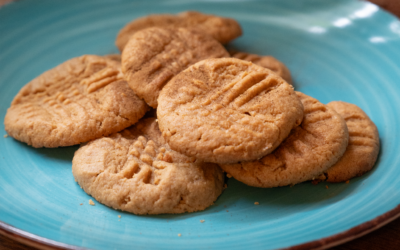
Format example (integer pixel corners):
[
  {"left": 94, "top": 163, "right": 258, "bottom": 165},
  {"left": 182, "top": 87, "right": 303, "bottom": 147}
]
[{"left": 1, "top": 0, "right": 400, "bottom": 249}]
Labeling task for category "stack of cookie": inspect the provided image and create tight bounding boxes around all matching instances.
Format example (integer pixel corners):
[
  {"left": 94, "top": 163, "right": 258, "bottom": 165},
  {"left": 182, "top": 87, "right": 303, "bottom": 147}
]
[{"left": 4, "top": 11, "right": 380, "bottom": 215}]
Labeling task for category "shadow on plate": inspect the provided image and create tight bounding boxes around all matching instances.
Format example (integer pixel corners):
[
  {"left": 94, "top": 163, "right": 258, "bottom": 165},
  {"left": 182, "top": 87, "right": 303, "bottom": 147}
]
[{"left": 11, "top": 138, "right": 79, "bottom": 162}]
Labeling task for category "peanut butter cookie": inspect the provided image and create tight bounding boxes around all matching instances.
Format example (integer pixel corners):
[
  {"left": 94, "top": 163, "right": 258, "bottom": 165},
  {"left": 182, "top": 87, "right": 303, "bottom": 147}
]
[
  {"left": 323, "top": 101, "right": 380, "bottom": 182},
  {"left": 4, "top": 55, "right": 148, "bottom": 147},
  {"left": 220, "top": 92, "right": 349, "bottom": 187},
  {"left": 122, "top": 27, "right": 229, "bottom": 108},
  {"left": 116, "top": 11, "right": 242, "bottom": 51},
  {"left": 104, "top": 54, "right": 121, "bottom": 62},
  {"left": 231, "top": 51, "right": 292, "bottom": 84},
  {"left": 157, "top": 58, "right": 304, "bottom": 164},
  {"left": 72, "top": 118, "right": 224, "bottom": 215}
]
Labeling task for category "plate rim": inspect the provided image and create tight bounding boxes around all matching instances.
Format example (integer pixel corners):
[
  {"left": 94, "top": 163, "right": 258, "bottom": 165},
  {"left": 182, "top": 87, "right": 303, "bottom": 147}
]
[
  {"left": 1, "top": 204, "right": 400, "bottom": 250},
  {"left": 0, "top": 221, "right": 84, "bottom": 250}
]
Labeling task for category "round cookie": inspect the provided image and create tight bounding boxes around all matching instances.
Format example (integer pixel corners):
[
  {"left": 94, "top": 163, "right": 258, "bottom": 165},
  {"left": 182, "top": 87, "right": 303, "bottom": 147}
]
[
  {"left": 323, "top": 101, "right": 380, "bottom": 182},
  {"left": 122, "top": 27, "right": 229, "bottom": 108},
  {"left": 72, "top": 118, "right": 224, "bottom": 215},
  {"left": 157, "top": 58, "right": 304, "bottom": 164},
  {"left": 220, "top": 92, "right": 349, "bottom": 188},
  {"left": 231, "top": 51, "right": 292, "bottom": 84},
  {"left": 4, "top": 55, "right": 148, "bottom": 148},
  {"left": 116, "top": 11, "right": 242, "bottom": 51}
]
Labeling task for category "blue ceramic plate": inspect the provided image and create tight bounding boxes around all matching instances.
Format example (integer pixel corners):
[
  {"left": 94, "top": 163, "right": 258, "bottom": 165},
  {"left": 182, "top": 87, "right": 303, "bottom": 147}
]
[{"left": 1, "top": 0, "right": 400, "bottom": 249}]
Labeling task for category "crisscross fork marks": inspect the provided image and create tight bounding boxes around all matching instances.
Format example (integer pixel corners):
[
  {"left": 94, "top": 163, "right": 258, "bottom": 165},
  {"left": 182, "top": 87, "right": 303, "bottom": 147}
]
[
  {"left": 349, "top": 137, "right": 377, "bottom": 147},
  {"left": 121, "top": 135, "right": 175, "bottom": 185},
  {"left": 343, "top": 114, "right": 365, "bottom": 121},
  {"left": 220, "top": 72, "right": 268, "bottom": 106},
  {"left": 304, "top": 112, "right": 333, "bottom": 124},
  {"left": 80, "top": 67, "right": 122, "bottom": 93},
  {"left": 234, "top": 76, "right": 279, "bottom": 107},
  {"left": 328, "top": 101, "right": 379, "bottom": 149},
  {"left": 303, "top": 103, "right": 327, "bottom": 114},
  {"left": 348, "top": 126, "right": 378, "bottom": 148},
  {"left": 349, "top": 130, "right": 374, "bottom": 140}
]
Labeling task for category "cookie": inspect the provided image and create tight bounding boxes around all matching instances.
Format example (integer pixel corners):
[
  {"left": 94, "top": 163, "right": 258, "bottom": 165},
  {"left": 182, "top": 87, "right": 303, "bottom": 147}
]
[
  {"left": 231, "top": 51, "right": 292, "bottom": 84},
  {"left": 122, "top": 27, "right": 229, "bottom": 108},
  {"left": 322, "top": 101, "right": 380, "bottom": 182},
  {"left": 157, "top": 58, "right": 304, "bottom": 164},
  {"left": 4, "top": 55, "right": 148, "bottom": 148},
  {"left": 116, "top": 11, "right": 242, "bottom": 51},
  {"left": 220, "top": 92, "right": 349, "bottom": 188},
  {"left": 104, "top": 54, "right": 121, "bottom": 62},
  {"left": 72, "top": 118, "right": 224, "bottom": 215}
]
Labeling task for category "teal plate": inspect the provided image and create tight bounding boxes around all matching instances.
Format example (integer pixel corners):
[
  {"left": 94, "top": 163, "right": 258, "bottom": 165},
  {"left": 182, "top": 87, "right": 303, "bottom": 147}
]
[{"left": 1, "top": 0, "right": 400, "bottom": 249}]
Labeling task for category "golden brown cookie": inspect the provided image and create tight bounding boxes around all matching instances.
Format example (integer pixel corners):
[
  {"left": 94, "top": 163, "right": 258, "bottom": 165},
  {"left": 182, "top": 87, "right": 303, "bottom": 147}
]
[
  {"left": 4, "top": 55, "right": 148, "bottom": 148},
  {"left": 116, "top": 11, "right": 242, "bottom": 51},
  {"left": 157, "top": 58, "right": 304, "bottom": 164},
  {"left": 322, "top": 101, "right": 380, "bottom": 182},
  {"left": 122, "top": 27, "right": 229, "bottom": 108},
  {"left": 104, "top": 54, "right": 121, "bottom": 62},
  {"left": 72, "top": 118, "right": 224, "bottom": 215},
  {"left": 220, "top": 92, "right": 349, "bottom": 187},
  {"left": 231, "top": 51, "right": 292, "bottom": 84}
]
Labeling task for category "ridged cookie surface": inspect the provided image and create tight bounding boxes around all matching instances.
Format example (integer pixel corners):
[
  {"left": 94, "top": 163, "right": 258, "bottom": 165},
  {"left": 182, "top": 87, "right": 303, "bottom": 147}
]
[
  {"left": 104, "top": 54, "right": 121, "bottom": 62},
  {"left": 231, "top": 51, "right": 292, "bottom": 84},
  {"left": 122, "top": 27, "right": 229, "bottom": 108},
  {"left": 4, "top": 55, "right": 148, "bottom": 147},
  {"left": 157, "top": 58, "right": 304, "bottom": 164},
  {"left": 116, "top": 11, "right": 242, "bottom": 51},
  {"left": 72, "top": 118, "right": 224, "bottom": 215},
  {"left": 323, "top": 101, "right": 380, "bottom": 182},
  {"left": 220, "top": 92, "right": 349, "bottom": 187}
]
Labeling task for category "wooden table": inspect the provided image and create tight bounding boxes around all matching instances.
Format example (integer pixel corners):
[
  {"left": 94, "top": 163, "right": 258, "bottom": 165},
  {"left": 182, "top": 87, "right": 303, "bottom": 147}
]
[{"left": 1, "top": 0, "right": 399, "bottom": 249}]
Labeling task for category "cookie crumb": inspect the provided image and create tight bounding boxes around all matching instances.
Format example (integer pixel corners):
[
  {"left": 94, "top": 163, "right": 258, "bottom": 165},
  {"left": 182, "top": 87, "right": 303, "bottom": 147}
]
[
  {"left": 227, "top": 174, "right": 232, "bottom": 178},
  {"left": 311, "top": 180, "right": 320, "bottom": 185},
  {"left": 226, "top": 210, "right": 229, "bottom": 212},
  {"left": 79, "top": 203, "right": 83, "bottom": 206},
  {"left": 89, "top": 199, "right": 95, "bottom": 206},
  {"left": 3, "top": 134, "right": 8, "bottom": 138},
  {"left": 178, "top": 233, "right": 181, "bottom": 237},
  {"left": 155, "top": 119, "right": 158, "bottom": 122},
  {"left": 200, "top": 220, "right": 205, "bottom": 223},
  {"left": 346, "top": 180, "right": 350, "bottom": 184},
  {"left": 254, "top": 202, "right": 259, "bottom": 205},
  {"left": 325, "top": 185, "right": 329, "bottom": 189},
  {"left": 118, "top": 215, "right": 121, "bottom": 218}
]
